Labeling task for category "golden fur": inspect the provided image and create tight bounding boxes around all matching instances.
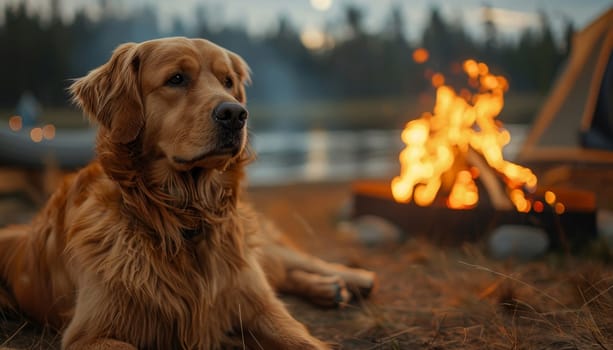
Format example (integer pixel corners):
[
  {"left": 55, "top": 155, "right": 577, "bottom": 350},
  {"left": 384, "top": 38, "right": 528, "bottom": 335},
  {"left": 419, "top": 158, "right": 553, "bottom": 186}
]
[{"left": 0, "top": 37, "right": 376, "bottom": 349}]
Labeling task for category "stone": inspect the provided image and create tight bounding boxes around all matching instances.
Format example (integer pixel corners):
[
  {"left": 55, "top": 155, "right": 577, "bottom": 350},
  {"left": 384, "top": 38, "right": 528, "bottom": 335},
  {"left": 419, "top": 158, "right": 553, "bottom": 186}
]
[
  {"left": 339, "top": 215, "right": 404, "bottom": 247},
  {"left": 336, "top": 197, "right": 354, "bottom": 221},
  {"left": 488, "top": 225, "right": 549, "bottom": 260},
  {"left": 597, "top": 209, "right": 613, "bottom": 251}
]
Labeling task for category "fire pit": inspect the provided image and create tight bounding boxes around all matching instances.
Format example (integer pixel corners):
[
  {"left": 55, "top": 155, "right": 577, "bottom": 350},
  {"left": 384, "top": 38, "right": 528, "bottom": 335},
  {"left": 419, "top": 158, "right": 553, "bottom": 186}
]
[
  {"left": 352, "top": 60, "right": 597, "bottom": 249},
  {"left": 352, "top": 180, "right": 596, "bottom": 248}
]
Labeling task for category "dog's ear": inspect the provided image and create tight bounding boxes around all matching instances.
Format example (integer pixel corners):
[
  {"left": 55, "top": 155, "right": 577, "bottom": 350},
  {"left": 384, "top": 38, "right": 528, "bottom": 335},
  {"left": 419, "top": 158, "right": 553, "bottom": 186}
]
[
  {"left": 70, "top": 43, "right": 144, "bottom": 144},
  {"left": 228, "top": 52, "right": 251, "bottom": 104}
]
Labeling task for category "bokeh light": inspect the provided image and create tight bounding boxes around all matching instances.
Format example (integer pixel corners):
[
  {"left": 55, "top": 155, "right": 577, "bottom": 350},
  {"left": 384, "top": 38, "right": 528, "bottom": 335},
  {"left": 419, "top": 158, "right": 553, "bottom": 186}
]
[
  {"left": 42, "top": 124, "right": 56, "bottom": 140},
  {"left": 544, "top": 191, "right": 556, "bottom": 205},
  {"left": 30, "top": 127, "right": 43, "bottom": 142},
  {"left": 412, "top": 48, "right": 429, "bottom": 64},
  {"left": 554, "top": 202, "right": 566, "bottom": 215},
  {"left": 300, "top": 27, "right": 327, "bottom": 50},
  {"left": 310, "top": 0, "right": 332, "bottom": 11},
  {"left": 533, "top": 201, "right": 544, "bottom": 213},
  {"left": 9, "top": 115, "right": 22, "bottom": 131},
  {"left": 431, "top": 73, "right": 445, "bottom": 87},
  {"left": 463, "top": 59, "right": 479, "bottom": 79},
  {"left": 450, "top": 62, "right": 462, "bottom": 74}
]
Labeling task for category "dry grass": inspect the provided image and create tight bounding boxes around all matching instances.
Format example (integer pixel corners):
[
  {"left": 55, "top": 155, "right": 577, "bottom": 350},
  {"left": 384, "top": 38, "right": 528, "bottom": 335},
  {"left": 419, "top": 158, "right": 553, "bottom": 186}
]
[{"left": 1, "top": 182, "right": 612, "bottom": 349}]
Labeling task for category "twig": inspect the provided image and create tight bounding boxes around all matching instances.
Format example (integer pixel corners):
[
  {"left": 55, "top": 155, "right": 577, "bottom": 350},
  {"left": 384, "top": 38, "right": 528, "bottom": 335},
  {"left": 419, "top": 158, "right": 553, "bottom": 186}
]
[
  {"left": 247, "top": 329, "right": 264, "bottom": 350},
  {"left": 578, "top": 287, "right": 608, "bottom": 350},
  {"left": 365, "top": 330, "right": 411, "bottom": 350},
  {"left": 377, "top": 327, "right": 415, "bottom": 343},
  {"left": 238, "top": 303, "right": 245, "bottom": 350},
  {"left": 292, "top": 212, "right": 317, "bottom": 237},
  {"left": 1, "top": 321, "right": 28, "bottom": 347},
  {"left": 478, "top": 278, "right": 505, "bottom": 300},
  {"left": 426, "top": 314, "right": 447, "bottom": 348},
  {"left": 581, "top": 283, "right": 613, "bottom": 309},
  {"left": 458, "top": 261, "right": 569, "bottom": 310}
]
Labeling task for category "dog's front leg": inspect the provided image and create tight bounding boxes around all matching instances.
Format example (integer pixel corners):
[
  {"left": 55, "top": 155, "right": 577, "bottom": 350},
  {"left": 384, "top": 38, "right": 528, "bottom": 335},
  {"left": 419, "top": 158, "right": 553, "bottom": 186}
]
[
  {"left": 239, "top": 266, "right": 330, "bottom": 350},
  {"left": 61, "top": 287, "right": 139, "bottom": 350},
  {"left": 245, "top": 296, "right": 329, "bottom": 350},
  {"left": 62, "top": 316, "right": 137, "bottom": 350}
]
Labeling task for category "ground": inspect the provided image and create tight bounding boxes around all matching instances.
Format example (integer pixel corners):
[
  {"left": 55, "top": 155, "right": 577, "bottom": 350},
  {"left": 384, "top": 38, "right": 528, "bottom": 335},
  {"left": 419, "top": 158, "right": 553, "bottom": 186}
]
[{"left": 1, "top": 181, "right": 612, "bottom": 349}]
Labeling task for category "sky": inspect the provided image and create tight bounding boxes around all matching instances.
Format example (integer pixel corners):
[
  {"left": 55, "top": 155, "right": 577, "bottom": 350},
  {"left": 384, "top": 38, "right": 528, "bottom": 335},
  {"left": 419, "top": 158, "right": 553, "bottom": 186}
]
[{"left": 3, "top": 0, "right": 612, "bottom": 43}]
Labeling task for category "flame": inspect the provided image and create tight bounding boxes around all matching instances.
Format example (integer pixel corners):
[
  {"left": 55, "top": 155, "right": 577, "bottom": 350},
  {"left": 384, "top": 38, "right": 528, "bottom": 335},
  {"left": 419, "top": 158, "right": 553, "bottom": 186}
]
[{"left": 391, "top": 59, "right": 540, "bottom": 212}]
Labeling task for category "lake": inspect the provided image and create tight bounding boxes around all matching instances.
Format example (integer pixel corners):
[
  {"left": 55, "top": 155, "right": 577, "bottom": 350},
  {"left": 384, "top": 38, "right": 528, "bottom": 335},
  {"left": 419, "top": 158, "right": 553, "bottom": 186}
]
[
  {"left": 0, "top": 124, "right": 529, "bottom": 185},
  {"left": 248, "top": 124, "right": 528, "bottom": 185}
]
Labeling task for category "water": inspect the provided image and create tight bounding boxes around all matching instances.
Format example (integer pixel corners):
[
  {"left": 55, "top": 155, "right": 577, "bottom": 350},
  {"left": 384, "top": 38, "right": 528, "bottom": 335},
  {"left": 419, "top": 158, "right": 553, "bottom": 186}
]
[
  {"left": 0, "top": 124, "right": 529, "bottom": 183},
  {"left": 247, "top": 124, "right": 529, "bottom": 186}
]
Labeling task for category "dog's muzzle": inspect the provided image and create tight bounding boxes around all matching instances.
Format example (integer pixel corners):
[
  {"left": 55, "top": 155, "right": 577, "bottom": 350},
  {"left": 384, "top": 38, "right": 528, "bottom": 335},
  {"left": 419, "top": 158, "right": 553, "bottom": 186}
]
[
  {"left": 213, "top": 102, "right": 248, "bottom": 131},
  {"left": 213, "top": 102, "right": 248, "bottom": 153}
]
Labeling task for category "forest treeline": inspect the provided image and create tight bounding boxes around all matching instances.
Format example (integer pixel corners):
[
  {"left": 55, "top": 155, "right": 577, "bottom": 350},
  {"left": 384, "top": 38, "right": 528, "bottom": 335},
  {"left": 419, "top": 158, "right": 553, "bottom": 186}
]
[{"left": 0, "top": 1, "right": 573, "bottom": 108}]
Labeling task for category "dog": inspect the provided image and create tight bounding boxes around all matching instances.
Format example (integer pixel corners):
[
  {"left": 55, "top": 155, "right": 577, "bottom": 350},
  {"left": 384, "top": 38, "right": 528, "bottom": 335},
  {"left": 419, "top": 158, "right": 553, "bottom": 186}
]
[{"left": 0, "top": 37, "right": 376, "bottom": 349}]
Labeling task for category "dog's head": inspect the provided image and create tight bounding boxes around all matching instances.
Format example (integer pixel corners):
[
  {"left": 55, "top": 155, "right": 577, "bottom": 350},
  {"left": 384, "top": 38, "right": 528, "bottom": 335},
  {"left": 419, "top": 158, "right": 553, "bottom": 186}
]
[{"left": 71, "top": 37, "right": 251, "bottom": 171}]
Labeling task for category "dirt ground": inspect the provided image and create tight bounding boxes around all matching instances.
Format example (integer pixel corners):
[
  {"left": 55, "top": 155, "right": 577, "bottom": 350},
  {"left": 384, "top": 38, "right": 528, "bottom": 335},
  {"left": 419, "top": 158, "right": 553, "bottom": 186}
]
[{"left": 1, "top": 181, "right": 612, "bottom": 349}]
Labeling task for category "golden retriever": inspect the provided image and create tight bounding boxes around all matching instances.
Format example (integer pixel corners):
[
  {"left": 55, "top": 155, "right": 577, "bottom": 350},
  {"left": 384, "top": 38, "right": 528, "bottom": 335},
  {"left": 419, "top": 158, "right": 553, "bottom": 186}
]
[{"left": 0, "top": 37, "right": 376, "bottom": 349}]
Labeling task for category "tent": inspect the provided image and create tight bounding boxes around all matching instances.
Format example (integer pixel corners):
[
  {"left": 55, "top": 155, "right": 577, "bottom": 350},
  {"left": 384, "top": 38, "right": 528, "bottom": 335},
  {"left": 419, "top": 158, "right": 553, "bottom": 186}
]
[{"left": 518, "top": 8, "right": 613, "bottom": 165}]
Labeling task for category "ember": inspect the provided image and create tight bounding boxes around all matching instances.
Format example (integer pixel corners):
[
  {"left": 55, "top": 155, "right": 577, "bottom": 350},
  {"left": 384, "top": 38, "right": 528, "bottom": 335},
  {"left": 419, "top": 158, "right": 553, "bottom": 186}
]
[
  {"left": 391, "top": 59, "right": 543, "bottom": 213},
  {"left": 412, "top": 48, "right": 429, "bottom": 64}
]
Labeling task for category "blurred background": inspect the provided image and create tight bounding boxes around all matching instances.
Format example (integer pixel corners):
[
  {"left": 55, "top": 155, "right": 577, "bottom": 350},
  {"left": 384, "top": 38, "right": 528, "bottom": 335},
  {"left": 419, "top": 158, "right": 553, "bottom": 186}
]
[
  {"left": 0, "top": 0, "right": 611, "bottom": 185},
  {"left": 3, "top": 3, "right": 613, "bottom": 349}
]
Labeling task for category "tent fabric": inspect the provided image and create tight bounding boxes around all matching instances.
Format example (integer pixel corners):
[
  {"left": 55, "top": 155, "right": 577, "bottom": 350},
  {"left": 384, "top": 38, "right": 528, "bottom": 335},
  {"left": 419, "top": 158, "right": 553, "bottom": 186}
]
[
  {"left": 518, "top": 8, "right": 613, "bottom": 165},
  {"left": 584, "top": 52, "right": 613, "bottom": 150}
]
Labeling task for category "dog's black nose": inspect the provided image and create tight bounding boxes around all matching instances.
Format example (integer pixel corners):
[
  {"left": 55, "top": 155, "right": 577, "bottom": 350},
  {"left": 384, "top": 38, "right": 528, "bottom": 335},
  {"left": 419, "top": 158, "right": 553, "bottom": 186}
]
[{"left": 213, "top": 102, "right": 248, "bottom": 130}]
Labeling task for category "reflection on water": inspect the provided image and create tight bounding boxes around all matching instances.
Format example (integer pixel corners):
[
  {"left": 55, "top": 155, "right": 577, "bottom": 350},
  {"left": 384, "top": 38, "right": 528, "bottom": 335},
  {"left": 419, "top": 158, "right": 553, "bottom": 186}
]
[
  {"left": 305, "top": 129, "right": 329, "bottom": 180},
  {"left": 247, "top": 125, "right": 529, "bottom": 185}
]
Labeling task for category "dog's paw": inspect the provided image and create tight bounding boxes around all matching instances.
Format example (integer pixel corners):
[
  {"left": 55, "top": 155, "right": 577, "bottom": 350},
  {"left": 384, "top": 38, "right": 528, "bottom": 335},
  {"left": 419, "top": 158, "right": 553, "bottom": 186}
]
[
  {"left": 288, "top": 270, "right": 351, "bottom": 307},
  {"left": 311, "top": 274, "right": 352, "bottom": 308},
  {"left": 348, "top": 269, "right": 378, "bottom": 299}
]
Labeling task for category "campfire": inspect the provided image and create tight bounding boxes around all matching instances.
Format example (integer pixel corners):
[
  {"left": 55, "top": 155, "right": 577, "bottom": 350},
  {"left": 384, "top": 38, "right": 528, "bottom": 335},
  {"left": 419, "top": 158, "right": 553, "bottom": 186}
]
[
  {"left": 352, "top": 59, "right": 597, "bottom": 248},
  {"left": 391, "top": 60, "right": 539, "bottom": 213}
]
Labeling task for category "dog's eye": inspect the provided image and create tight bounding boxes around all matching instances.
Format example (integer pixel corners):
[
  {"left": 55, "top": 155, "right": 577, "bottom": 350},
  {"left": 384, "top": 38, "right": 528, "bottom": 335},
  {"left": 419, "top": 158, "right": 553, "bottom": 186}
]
[
  {"left": 167, "top": 73, "right": 186, "bottom": 87},
  {"left": 224, "top": 77, "right": 233, "bottom": 89}
]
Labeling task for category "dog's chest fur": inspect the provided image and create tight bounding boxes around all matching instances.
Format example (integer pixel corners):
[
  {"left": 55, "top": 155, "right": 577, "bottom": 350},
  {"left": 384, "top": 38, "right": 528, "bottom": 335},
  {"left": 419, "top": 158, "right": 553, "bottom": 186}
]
[
  {"left": 59, "top": 168, "right": 254, "bottom": 348},
  {"left": 143, "top": 246, "right": 247, "bottom": 348}
]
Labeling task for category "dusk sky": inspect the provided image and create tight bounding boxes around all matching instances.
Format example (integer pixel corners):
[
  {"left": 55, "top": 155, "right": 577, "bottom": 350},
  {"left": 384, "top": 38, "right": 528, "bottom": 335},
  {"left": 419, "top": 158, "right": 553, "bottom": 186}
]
[{"left": 3, "top": 0, "right": 612, "bottom": 43}]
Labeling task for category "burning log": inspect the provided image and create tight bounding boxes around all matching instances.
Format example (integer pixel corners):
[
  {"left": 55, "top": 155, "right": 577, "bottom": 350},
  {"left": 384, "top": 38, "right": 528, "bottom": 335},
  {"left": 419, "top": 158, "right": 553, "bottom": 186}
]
[{"left": 465, "top": 148, "right": 512, "bottom": 211}]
